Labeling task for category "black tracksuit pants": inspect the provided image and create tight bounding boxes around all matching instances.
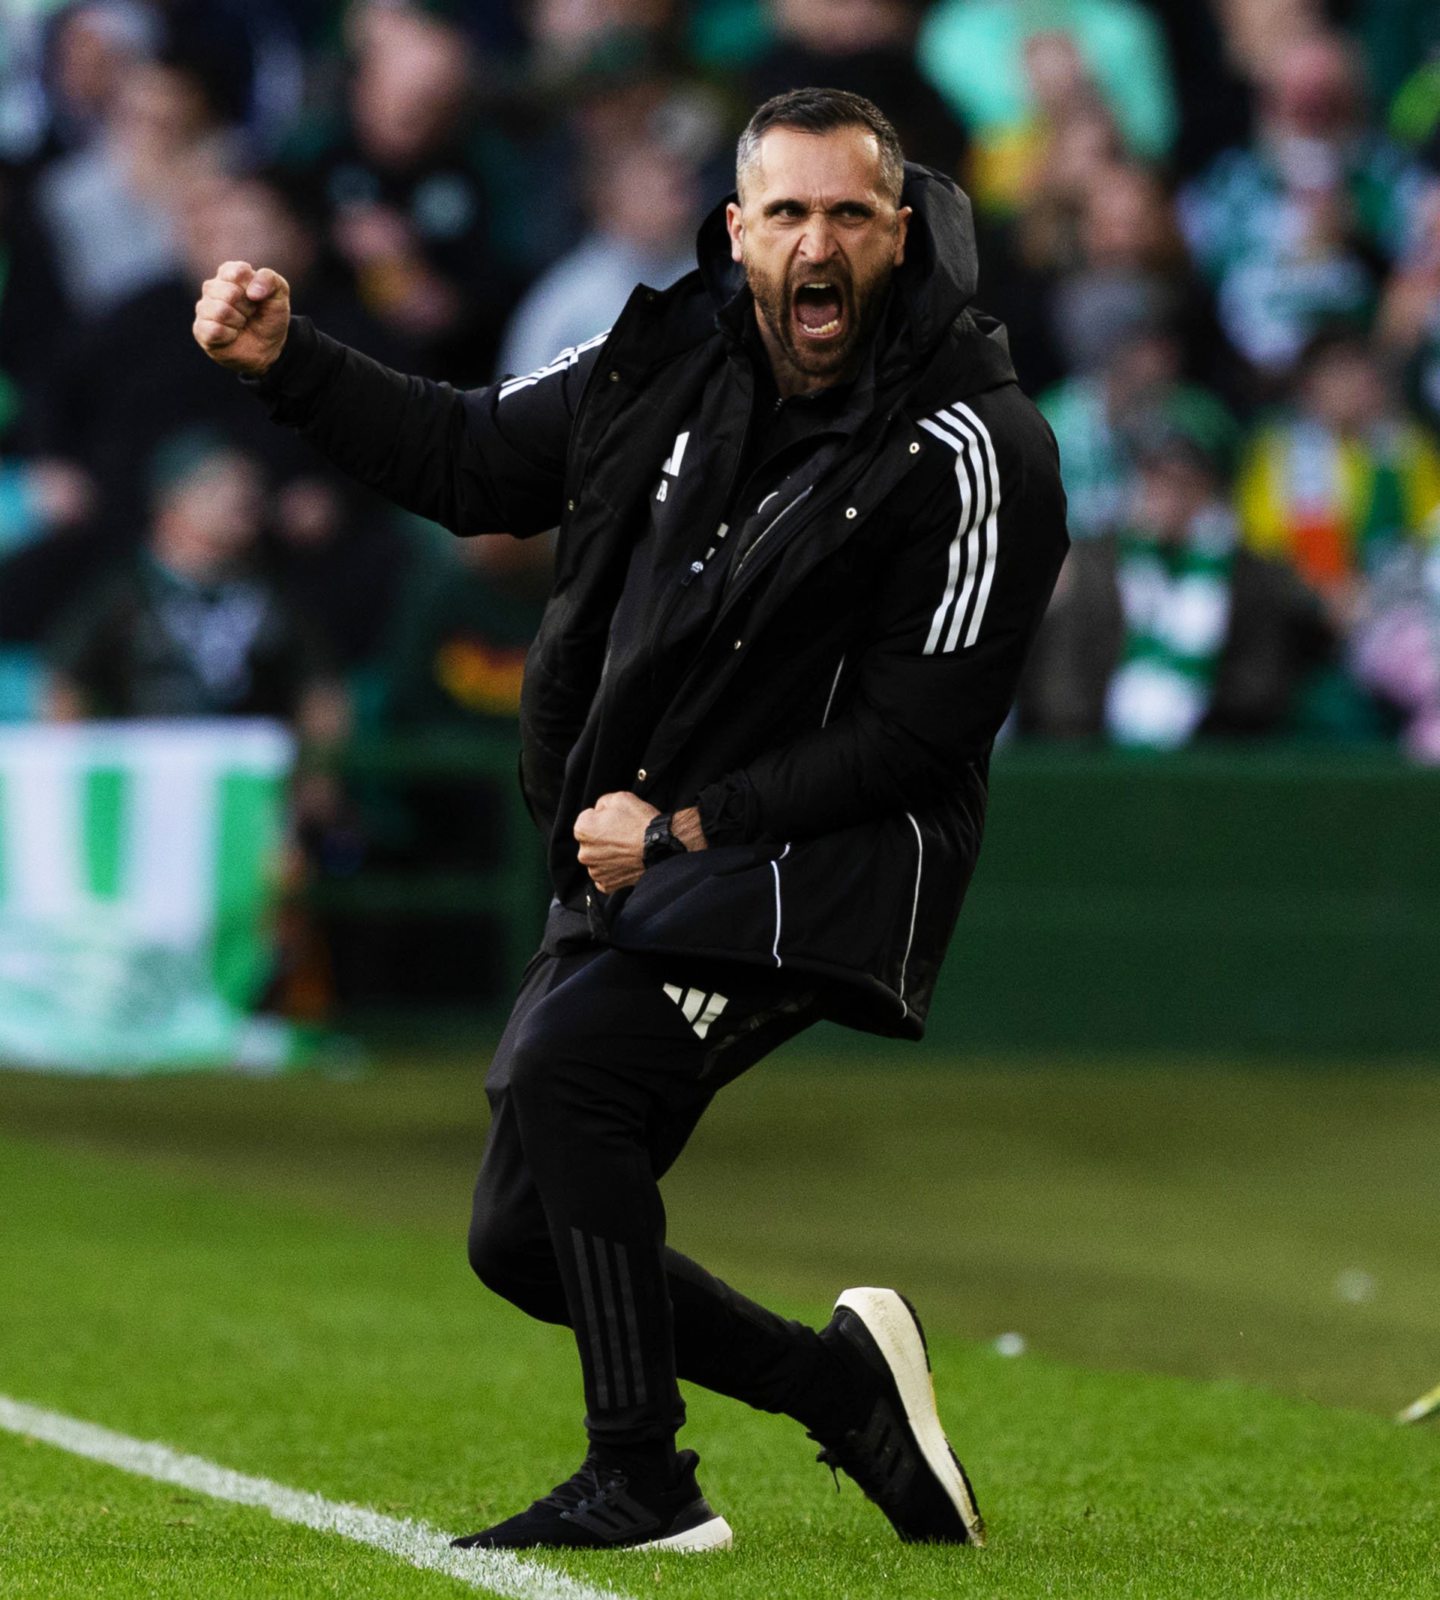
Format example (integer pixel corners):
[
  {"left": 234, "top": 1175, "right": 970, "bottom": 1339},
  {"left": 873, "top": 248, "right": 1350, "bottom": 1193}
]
[{"left": 467, "top": 943, "right": 839, "bottom": 1448}]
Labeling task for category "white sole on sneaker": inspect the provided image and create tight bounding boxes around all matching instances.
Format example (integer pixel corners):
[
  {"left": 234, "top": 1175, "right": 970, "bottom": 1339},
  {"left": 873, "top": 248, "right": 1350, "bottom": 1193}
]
[
  {"left": 835, "top": 1286, "right": 987, "bottom": 1547},
  {"left": 631, "top": 1513, "right": 734, "bottom": 1552}
]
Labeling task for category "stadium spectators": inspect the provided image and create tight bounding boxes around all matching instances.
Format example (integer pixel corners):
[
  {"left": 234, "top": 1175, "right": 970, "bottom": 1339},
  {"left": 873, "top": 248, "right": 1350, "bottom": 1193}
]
[
  {"left": 1049, "top": 161, "right": 1219, "bottom": 387},
  {"left": 1236, "top": 328, "right": 1440, "bottom": 623},
  {"left": 1347, "top": 535, "right": 1440, "bottom": 761},
  {"left": 498, "top": 134, "right": 699, "bottom": 378},
  {"left": 1235, "top": 326, "right": 1440, "bottom": 743},
  {"left": 1139, "top": 0, "right": 1255, "bottom": 180},
  {"left": 1179, "top": 31, "right": 1432, "bottom": 388},
  {"left": 1105, "top": 429, "right": 1247, "bottom": 747},
  {"left": 741, "top": 0, "right": 969, "bottom": 180},
  {"left": 1021, "top": 421, "right": 1334, "bottom": 742},
  {"left": 282, "top": 3, "right": 510, "bottom": 381},
  {"left": 486, "top": 33, "right": 732, "bottom": 287},
  {"left": 12, "top": 163, "right": 409, "bottom": 657},
  {"left": 0, "top": 456, "right": 92, "bottom": 558},
  {"left": 1377, "top": 181, "right": 1440, "bottom": 434},
  {"left": 917, "top": 0, "right": 1176, "bottom": 214},
  {"left": 969, "top": 74, "right": 1133, "bottom": 392},
  {"left": 0, "top": 0, "right": 1436, "bottom": 768},
  {"left": 44, "top": 429, "right": 344, "bottom": 738},
  {"left": 32, "top": 56, "right": 225, "bottom": 320},
  {"left": 0, "top": 2, "right": 162, "bottom": 167},
  {"left": 1038, "top": 306, "right": 1237, "bottom": 547}
]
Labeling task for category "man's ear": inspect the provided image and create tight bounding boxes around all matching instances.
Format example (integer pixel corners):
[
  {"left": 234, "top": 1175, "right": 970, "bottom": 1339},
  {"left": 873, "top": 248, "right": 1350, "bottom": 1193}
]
[
  {"left": 894, "top": 205, "right": 912, "bottom": 266},
  {"left": 725, "top": 200, "right": 744, "bottom": 264}
]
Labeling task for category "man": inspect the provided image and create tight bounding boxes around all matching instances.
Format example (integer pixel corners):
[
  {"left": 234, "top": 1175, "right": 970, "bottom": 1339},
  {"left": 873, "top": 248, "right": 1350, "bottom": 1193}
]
[
  {"left": 498, "top": 136, "right": 700, "bottom": 381},
  {"left": 45, "top": 428, "right": 343, "bottom": 739},
  {"left": 194, "top": 89, "right": 1068, "bottom": 1553}
]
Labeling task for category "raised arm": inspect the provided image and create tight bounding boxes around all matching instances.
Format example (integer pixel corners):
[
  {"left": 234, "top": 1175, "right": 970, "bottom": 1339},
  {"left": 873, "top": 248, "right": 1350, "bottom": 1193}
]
[{"left": 192, "top": 259, "right": 589, "bottom": 537}]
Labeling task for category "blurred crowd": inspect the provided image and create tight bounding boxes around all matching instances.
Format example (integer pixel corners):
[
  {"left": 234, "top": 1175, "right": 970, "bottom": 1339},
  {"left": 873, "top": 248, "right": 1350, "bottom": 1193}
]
[{"left": 2, "top": 0, "right": 1440, "bottom": 765}]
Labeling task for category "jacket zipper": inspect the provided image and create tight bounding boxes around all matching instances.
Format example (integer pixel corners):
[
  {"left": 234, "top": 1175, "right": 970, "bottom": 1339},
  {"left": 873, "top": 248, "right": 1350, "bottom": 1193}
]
[
  {"left": 676, "top": 362, "right": 760, "bottom": 592},
  {"left": 712, "top": 466, "right": 868, "bottom": 628},
  {"left": 680, "top": 521, "right": 730, "bottom": 588},
  {"left": 641, "top": 369, "right": 756, "bottom": 683},
  {"left": 821, "top": 653, "right": 846, "bottom": 726},
  {"left": 634, "top": 432, "right": 920, "bottom": 775},
  {"left": 733, "top": 485, "right": 813, "bottom": 579}
]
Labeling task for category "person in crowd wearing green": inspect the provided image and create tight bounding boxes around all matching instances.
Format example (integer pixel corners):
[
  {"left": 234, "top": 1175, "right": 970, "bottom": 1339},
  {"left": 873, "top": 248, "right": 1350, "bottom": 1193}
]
[
  {"left": 1180, "top": 32, "right": 1430, "bottom": 382},
  {"left": 918, "top": 0, "right": 1175, "bottom": 213},
  {"left": 1236, "top": 327, "right": 1440, "bottom": 629},
  {"left": 1105, "top": 428, "right": 1239, "bottom": 748},
  {"left": 1040, "top": 308, "right": 1236, "bottom": 546}
]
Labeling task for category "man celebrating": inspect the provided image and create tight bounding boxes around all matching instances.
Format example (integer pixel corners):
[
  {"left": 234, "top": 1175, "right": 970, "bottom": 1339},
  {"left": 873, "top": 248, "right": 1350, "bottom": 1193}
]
[{"left": 194, "top": 89, "right": 1067, "bottom": 1553}]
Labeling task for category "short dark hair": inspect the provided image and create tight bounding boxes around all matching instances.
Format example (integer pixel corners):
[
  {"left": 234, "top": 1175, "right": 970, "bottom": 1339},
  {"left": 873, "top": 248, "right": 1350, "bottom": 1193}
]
[{"left": 736, "top": 88, "right": 905, "bottom": 204}]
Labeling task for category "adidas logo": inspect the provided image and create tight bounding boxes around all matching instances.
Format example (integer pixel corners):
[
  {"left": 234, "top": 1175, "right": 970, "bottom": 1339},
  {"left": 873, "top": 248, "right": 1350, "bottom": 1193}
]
[{"left": 663, "top": 984, "right": 729, "bottom": 1039}]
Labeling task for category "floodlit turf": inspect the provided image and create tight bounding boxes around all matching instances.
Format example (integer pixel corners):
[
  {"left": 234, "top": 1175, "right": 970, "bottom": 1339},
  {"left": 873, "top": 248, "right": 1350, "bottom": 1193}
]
[{"left": 3, "top": 1049, "right": 1440, "bottom": 1597}]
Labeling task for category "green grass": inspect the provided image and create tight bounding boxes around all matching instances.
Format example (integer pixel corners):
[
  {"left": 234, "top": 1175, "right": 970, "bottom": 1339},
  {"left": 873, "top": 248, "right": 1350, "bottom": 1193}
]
[{"left": 3, "top": 1049, "right": 1440, "bottom": 1597}]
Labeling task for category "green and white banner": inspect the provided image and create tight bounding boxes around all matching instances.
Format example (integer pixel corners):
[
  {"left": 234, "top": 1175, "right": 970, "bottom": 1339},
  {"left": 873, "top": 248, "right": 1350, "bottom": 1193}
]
[{"left": 0, "top": 720, "right": 295, "bottom": 1074}]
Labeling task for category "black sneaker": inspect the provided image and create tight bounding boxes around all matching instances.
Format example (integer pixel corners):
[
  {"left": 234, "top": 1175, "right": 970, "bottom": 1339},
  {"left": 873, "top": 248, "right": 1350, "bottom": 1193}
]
[
  {"left": 809, "top": 1287, "right": 986, "bottom": 1546},
  {"left": 450, "top": 1448, "right": 732, "bottom": 1552}
]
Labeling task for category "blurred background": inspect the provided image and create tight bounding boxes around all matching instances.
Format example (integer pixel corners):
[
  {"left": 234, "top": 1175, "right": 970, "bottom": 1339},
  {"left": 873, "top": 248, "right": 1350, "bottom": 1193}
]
[{"left": 0, "top": 0, "right": 1438, "bottom": 1066}]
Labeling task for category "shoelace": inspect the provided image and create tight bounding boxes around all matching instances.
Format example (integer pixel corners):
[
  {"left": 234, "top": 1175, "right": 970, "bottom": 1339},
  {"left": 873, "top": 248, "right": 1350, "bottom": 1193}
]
[
  {"left": 532, "top": 1456, "right": 612, "bottom": 1515},
  {"left": 807, "top": 1431, "right": 845, "bottom": 1494},
  {"left": 809, "top": 1419, "right": 899, "bottom": 1500},
  {"left": 561, "top": 1474, "right": 631, "bottom": 1522}
]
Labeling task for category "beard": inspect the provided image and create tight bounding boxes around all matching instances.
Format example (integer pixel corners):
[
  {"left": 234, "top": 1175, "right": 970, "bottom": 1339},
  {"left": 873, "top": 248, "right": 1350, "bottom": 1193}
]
[{"left": 744, "top": 245, "right": 896, "bottom": 386}]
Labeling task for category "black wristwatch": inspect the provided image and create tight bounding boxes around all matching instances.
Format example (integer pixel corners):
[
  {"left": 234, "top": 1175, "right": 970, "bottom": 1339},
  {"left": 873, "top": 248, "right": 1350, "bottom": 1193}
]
[{"left": 642, "top": 812, "right": 688, "bottom": 868}]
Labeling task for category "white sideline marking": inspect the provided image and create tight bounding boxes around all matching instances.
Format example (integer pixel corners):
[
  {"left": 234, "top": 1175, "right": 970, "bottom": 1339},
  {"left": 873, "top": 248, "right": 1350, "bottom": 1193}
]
[{"left": 0, "top": 1394, "right": 625, "bottom": 1600}]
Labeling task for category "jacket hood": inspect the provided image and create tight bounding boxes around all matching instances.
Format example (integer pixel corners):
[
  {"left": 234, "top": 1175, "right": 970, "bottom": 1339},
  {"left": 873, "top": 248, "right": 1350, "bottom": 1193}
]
[{"left": 695, "top": 160, "right": 979, "bottom": 365}]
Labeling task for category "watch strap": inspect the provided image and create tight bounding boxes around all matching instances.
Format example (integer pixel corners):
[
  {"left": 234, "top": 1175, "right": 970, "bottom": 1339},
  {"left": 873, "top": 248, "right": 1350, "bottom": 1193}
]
[{"left": 643, "top": 812, "right": 687, "bottom": 867}]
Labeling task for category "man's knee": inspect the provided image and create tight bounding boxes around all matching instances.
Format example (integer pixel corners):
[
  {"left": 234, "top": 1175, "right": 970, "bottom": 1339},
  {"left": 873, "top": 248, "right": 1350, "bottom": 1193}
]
[
  {"left": 467, "top": 1203, "right": 564, "bottom": 1322},
  {"left": 465, "top": 1202, "right": 523, "bottom": 1293},
  {"left": 504, "top": 1001, "right": 595, "bottom": 1115}
]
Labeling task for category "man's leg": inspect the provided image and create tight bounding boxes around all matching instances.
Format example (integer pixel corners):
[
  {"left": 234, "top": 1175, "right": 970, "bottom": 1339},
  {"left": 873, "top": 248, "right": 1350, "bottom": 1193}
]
[
  {"left": 461, "top": 945, "right": 986, "bottom": 1550},
  {"left": 477, "top": 948, "right": 830, "bottom": 1448},
  {"left": 467, "top": 947, "right": 848, "bottom": 1431}
]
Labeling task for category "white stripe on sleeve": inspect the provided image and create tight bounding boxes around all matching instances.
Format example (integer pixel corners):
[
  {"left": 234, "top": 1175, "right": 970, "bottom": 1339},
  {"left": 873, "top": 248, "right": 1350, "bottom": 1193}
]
[
  {"left": 916, "top": 417, "right": 977, "bottom": 653},
  {"left": 498, "top": 330, "right": 610, "bottom": 400},
  {"left": 931, "top": 406, "right": 990, "bottom": 651},
  {"left": 945, "top": 402, "right": 1002, "bottom": 648}
]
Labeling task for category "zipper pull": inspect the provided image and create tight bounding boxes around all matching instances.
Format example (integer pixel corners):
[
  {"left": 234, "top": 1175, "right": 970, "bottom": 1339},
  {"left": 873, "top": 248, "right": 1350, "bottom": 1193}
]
[{"left": 679, "top": 524, "right": 729, "bottom": 588}]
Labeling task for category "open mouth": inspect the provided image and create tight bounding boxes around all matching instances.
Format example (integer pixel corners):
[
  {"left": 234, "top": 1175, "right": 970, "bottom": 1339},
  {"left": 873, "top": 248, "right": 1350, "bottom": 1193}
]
[{"left": 792, "top": 280, "right": 846, "bottom": 341}]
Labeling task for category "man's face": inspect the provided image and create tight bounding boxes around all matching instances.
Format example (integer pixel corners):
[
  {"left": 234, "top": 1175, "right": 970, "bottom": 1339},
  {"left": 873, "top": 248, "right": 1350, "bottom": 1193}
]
[
  {"left": 1302, "top": 347, "right": 1388, "bottom": 436},
  {"left": 155, "top": 454, "right": 265, "bottom": 574},
  {"left": 726, "top": 125, "right": 910, "bottom": 394}
]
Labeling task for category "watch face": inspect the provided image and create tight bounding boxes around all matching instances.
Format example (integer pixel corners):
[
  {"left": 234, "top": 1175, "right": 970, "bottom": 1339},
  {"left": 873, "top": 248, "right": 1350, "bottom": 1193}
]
[{"left": 644, "top": 815, "right": 680, "bottom": 864}]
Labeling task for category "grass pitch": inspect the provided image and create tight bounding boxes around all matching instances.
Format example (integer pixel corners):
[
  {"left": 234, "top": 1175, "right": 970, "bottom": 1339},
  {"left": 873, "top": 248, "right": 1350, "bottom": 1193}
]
[{"left": 3, "top": 1047, "right": 1440, "bottom": 1597}]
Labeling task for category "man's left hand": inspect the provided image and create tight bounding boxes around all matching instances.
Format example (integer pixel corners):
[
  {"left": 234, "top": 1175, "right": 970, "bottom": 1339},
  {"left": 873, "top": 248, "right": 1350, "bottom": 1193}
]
[{"left": 574, "top": 791, "right": 659, "bottom": 895}]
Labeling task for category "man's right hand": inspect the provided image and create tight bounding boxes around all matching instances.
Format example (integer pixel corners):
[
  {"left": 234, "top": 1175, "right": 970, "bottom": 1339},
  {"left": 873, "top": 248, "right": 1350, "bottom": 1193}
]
[{"left": 192, "top": 260, "right": 291, "bottom": 377}]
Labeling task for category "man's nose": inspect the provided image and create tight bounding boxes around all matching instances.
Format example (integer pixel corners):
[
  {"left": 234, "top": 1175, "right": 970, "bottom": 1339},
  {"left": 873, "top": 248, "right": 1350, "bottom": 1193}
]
[{"left": 796, "top": 214, "right": 838, "bottom": 263}]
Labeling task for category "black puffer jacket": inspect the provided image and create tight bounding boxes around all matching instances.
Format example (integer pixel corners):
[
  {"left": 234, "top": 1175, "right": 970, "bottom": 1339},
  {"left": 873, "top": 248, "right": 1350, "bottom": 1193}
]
[{"left": 251, "top": 165, "right": 1069, "bottom": 1037}]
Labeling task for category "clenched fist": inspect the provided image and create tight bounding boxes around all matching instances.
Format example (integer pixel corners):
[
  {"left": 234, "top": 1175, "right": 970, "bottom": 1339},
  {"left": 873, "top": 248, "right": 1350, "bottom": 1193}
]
[
  {"left": 574, "top": 791, "right": 659, "bottom": 896},
  {"left": 192, "top": 260, "right": 291, "bottom": 376}
]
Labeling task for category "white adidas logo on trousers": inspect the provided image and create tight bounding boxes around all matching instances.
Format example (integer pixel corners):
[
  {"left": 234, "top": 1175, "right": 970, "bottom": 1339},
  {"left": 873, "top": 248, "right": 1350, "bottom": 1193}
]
[{"left": 663, "top": 984, "right": 729, "bottom": 1039}]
